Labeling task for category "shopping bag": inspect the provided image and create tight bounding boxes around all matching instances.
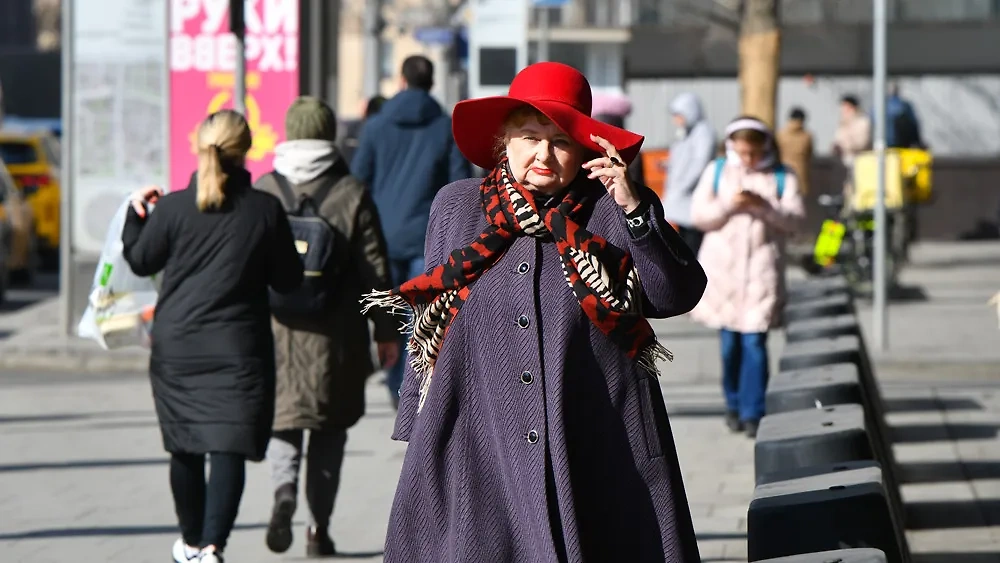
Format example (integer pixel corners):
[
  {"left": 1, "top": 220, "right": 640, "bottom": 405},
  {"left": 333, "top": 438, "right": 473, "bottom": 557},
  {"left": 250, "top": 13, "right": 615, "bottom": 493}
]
[{"left": 77, "top": 197, "right": 161, "bottom": 350}]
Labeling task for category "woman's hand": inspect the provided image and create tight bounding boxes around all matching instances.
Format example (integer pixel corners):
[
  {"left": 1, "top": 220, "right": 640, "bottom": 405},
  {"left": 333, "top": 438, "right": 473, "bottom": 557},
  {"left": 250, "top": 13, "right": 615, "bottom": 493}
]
[
  {"left": 582, "top": 134, "right": 641, "bottom": 214},
  {"left": 130, "top": 185, "right": 164, "bottom": 218},
  {"left": 733, "top": 190, "right": 768, "bottom": 211}
]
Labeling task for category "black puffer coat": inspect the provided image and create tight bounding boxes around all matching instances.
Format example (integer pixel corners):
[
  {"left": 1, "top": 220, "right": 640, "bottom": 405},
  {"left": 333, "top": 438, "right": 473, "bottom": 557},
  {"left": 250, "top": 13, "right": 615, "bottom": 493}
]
[{"left": 122, "top": 169, "right": 303, "bottom": 461}]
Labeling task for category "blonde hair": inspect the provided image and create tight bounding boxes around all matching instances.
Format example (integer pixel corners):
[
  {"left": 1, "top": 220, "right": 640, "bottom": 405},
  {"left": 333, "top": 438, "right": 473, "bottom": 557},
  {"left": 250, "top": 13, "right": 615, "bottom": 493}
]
[{"left": 195, "top": 110, "right": 252, "bottom": 211}]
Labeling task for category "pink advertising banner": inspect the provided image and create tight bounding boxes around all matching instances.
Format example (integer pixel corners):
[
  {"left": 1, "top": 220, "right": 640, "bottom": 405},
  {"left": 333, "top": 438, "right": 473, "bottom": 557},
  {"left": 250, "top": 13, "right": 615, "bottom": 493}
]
[{"left": 168, "top": 0, "right": 299, "bottom": 189}]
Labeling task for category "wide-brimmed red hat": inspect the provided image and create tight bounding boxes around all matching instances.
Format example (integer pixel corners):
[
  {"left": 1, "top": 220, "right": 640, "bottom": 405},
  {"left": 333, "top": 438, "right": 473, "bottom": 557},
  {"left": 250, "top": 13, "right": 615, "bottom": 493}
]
[{"left": 452, "top": 62, "right": 644, "bottom": 170}]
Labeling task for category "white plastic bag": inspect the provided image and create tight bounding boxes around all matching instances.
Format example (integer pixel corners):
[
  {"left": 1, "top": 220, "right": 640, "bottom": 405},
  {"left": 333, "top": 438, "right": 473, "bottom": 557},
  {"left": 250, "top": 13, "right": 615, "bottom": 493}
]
[{"left": 77, "top": 197, "right": 161, "bottom": 350}]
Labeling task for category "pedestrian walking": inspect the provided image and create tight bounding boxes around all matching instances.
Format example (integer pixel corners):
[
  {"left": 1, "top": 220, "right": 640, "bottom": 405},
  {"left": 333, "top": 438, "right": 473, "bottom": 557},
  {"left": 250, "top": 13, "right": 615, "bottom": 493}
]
[
  {"left": 776, "top": 107, "right": 814, "bottom": 197},
  {"left": 662, "top": 92, "right": 716, "bottom": 255},
  {"left": 122, "top": 109, "right": 305, "bottom": 563},
  {"left": 592, "top": 92, "right": 646, "bottom": 187},
  {"left": 833, "top": 94, "right": 872, "bottom": 201},
  {"left": 254, "top": 97, "right": 400, "bottom": 557},
  {"left": 339, "top": 95, "right": 387, "bottom": 167},
  {"left": 363, "top": 61, "right": 707, "bottom": 563},
  {"left": 351, "top": 54, "right": 470, "bottom": 409},
  {"left": 690, "top": 116, "right": 805, "bottom": 438}
]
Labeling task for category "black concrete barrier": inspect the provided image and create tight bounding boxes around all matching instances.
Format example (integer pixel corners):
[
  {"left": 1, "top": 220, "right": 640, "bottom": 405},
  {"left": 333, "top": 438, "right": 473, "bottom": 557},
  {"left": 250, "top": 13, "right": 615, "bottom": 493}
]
[
  {"left": 754, "top": 404, "right": 874, "bottom": 483},
  {"left": 776, "top": 333, "right": 905, "bottom": 532},
  {"left": 755, "top": 548, "right": 887, "bottom": 562},
  {"left": 785, "top": 314, "right": 861, "bottom": 343},
  {"left": 747, "top": 462, "right": 903, "bottom": 563},
  {"left": 744, "top": 277, "right": 913, "bottom": 561},
  {"left": 783, "top": 293, "right": 854, "bottom": 324},
  {"left": 765, "top": 363, "right": 864, "bottom": 414},
  {"left": 787, "top": 275, "right": 851, "bottom": 302}
]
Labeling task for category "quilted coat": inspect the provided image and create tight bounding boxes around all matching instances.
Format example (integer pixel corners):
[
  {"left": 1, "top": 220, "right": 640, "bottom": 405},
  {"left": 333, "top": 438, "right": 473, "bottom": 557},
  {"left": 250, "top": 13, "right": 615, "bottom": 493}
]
[
  {"left": 385, "top": 178, "right": 707, "bottom": 563},
  {"left": 689, "top": 160, "right": 805, "bottom": 334},
  {"left": 255, "top": 160, "right": 398, "bottom": 432},
  {"left": 121, "top": 170, "right": 304, "bottom": 462}
]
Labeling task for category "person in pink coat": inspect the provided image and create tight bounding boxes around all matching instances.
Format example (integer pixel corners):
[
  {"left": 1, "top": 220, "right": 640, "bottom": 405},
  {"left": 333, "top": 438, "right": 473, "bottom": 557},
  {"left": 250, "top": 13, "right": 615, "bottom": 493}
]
[{"left": 689, "top": 116, "right": 805, "bottom": 438}]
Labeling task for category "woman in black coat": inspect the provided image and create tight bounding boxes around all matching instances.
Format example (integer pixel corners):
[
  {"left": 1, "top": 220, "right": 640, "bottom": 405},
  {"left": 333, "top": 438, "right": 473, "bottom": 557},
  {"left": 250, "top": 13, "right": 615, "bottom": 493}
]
[{"left": 122, "top": 109, "right": 304, "bottom": 563}]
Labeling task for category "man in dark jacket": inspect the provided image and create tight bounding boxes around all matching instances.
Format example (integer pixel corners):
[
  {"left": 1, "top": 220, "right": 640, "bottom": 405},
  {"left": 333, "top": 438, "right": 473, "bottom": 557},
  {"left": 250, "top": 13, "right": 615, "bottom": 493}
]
[{"left": 351, "top": 55, "right": 470, "bottom": 407}]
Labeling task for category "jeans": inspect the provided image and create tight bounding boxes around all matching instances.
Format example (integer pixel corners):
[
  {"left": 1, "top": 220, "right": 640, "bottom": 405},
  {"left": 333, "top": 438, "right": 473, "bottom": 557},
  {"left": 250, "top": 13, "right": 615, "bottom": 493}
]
[
  {"left": 386, "top": 256, "right": 426, "bottom": 401},
  {"left": 267, "top": 429, "right": 348, "bottom": 530},
  {"left": 720, "top": 329, "right": 770, "bottom": 422},
  {"left": 170, "top": 452, "right": 246, "bottom": 550}
]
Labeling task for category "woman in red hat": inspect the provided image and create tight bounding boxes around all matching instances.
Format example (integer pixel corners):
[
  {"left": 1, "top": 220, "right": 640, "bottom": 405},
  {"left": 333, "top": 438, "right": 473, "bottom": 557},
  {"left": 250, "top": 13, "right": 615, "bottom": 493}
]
[{"left": 363, "top": 62, "right": 706, "bottom": 562}]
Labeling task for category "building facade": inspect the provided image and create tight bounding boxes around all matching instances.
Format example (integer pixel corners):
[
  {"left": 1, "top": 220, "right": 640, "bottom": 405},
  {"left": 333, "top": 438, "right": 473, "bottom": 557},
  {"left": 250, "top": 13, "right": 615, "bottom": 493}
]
[{"left": 625, "top": 0, "right": 1000, "bottom": 158}]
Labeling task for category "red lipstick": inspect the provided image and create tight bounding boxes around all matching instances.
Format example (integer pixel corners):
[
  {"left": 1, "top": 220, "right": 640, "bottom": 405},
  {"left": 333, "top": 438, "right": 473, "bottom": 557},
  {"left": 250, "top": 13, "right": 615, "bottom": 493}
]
[{"left": 530, "top": 167, "right": 554, "bottom": 176}]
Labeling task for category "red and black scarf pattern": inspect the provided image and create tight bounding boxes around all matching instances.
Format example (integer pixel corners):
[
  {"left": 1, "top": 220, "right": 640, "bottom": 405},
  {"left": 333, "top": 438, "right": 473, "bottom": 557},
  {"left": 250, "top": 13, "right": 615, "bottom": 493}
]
[{"left": 362, "top": 157, "right": 671, "bottom": 411}]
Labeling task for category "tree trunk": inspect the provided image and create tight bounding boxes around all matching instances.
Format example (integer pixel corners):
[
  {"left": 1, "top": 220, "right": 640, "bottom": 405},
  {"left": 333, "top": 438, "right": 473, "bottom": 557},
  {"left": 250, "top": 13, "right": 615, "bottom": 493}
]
[{"left": 738, "top": 0, "right": 780, "bottom": 128}]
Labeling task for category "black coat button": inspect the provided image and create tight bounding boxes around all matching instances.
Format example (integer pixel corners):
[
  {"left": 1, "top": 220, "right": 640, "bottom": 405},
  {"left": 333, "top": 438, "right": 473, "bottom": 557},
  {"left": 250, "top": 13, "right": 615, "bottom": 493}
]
[
  {"left": 520, "top": 371, "right": 533, "bottom": 384},
  {"left": 517, "top": 262, "right": 530, "bottom": 274},
  {"left": 517, "top": 315, "right": 530, "bottom": 329},
  {"left": 526, "top": 430, "right": 539, "bottom": 443}
]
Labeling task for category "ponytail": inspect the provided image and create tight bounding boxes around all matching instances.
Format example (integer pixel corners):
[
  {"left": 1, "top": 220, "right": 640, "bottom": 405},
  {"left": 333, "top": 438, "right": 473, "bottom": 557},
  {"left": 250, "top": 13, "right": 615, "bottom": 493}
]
[
  {"left": 196, "top": 144, "right": 227, "bottom": 211},
  {"left": 193, "top": 109, "right": 252, "bottom": 212}
]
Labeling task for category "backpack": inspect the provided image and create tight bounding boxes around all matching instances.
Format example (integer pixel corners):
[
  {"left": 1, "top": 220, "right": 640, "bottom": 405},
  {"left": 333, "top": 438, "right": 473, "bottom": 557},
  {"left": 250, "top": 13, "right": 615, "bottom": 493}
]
[
  {"left": 712, "top": 157, "right": 786, "bottom": 198},
  {"left": 267, "top": 172, "right": 343, "bottom": 321}
]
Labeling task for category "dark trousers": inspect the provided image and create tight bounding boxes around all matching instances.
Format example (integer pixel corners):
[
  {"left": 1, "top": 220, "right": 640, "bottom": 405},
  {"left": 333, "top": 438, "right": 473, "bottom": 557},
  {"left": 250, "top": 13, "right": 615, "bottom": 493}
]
[
  {"left": 386, "top": 256, "right": 426, "bottom": 401},
  {"left": 170, "top": 452, "right": 246, "bottom": 550},
  {"left": 720, "top": 329, "right": 770, "bottom": 422},
  {"left": 676, "top": 226, "right": 704, "bottom": 256},
  {"left": 267, "top": 429, "right": 348, "bottom": 530}
]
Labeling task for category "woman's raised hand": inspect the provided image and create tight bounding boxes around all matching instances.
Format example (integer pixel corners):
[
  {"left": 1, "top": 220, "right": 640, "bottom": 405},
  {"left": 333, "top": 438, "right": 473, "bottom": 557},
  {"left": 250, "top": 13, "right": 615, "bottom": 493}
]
[
  {"left": 130, "top": 185, "right": 164, "bottom": 218},
  {"left": 582, "top": 134, "right": 641, "bottom": 214}
]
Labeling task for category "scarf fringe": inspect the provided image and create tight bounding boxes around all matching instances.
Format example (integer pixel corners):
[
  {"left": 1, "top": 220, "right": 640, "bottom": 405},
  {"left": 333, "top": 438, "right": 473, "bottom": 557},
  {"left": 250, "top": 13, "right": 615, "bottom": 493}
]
[
  {"left": 360, "top": 290, "right": 410, "bottom": 317},
  {"left": 638, "top": 339, "right": 674, "bottom": 377},
  {"left": 361, "top": 290, "right": 436, "bottom": 412}
]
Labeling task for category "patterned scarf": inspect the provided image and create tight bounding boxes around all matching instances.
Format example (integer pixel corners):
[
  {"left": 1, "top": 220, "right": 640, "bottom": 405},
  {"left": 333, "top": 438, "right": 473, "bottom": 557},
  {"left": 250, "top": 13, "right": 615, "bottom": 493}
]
[{"left": 362, "top": 158, "right": 671, "bottom": 411}]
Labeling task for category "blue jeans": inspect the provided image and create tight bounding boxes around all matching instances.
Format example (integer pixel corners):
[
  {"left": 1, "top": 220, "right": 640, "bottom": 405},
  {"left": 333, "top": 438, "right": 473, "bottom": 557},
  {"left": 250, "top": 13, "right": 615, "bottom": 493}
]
[
  {"left": 720, "top": 329, "right": 770, "bottom": 422},
  {"left": 386, "top": 256, "right": 426, "bottom": 401}
]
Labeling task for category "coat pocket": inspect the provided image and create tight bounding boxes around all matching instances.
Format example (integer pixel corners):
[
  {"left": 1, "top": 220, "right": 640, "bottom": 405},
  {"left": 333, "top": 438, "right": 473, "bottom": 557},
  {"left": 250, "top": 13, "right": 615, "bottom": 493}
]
[{"left": 638, "top": 377, "right": 664, "bottom": 459}]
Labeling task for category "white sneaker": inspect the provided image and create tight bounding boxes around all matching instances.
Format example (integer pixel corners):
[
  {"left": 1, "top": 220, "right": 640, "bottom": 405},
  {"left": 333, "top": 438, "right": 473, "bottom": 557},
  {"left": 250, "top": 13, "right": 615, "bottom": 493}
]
[
  {"left": 171, "top": 539, "right": 200, "bottom": 563},
  {"left": 199, "top": 551, "right": 224, "bottom": 563}
]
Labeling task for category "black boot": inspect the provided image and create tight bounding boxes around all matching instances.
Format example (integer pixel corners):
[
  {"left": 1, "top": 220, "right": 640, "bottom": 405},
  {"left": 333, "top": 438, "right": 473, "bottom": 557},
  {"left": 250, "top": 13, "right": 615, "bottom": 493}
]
[
  {"left": 306, "top": 526, "right": 336, "bottom": 558},
  {"left": 745, "top": 419, "right": 761, "bottom": 439},
  {"left": 266, "top": 483, "right": 297, "bottom": 553},
  {"left": 724, "top": 411, "right": 744, "bottom": 433}
]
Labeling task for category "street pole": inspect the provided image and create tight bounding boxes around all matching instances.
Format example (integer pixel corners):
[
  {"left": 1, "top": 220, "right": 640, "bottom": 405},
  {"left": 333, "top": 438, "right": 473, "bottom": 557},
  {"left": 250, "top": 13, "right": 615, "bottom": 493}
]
[
  {"left": 59, "top": 0, "right": 74, "bottom": 337},
  {"left": 363, "top": 0, "right": 384, "bottom": 98},
  {"left": 230, "top": 0, "right": 246, "bottom": 114},
  {"left": 872, "top": 0, "right": 889, "bottom": 351},
  {"left": 538, "top": 5, "right": 550, "bottom": 62},
  {"left": 308, "top": 0, "right": 324, "bottom": 99}
]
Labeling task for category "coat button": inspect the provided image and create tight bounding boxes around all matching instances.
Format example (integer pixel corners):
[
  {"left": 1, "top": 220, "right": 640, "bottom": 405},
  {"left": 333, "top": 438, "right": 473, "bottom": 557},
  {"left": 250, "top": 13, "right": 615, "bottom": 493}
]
[
  {"left": 526, "top": 430, "right": 539, "bottom": 444},
  {"left": 517, "top": 262, "right": 530, "bottom": 274},
  {"left": 517, "top": 315, "right": 530, "bottom": 329},
  {"left": 520, "top": 371, "right": 533, "bottom": 384}
]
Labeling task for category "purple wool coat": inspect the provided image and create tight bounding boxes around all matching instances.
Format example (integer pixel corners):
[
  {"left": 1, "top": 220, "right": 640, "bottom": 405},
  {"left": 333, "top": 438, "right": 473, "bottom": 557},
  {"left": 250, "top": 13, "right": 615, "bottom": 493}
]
[{"left": 386, "top": 177, "right": 708, "bottom": 563}]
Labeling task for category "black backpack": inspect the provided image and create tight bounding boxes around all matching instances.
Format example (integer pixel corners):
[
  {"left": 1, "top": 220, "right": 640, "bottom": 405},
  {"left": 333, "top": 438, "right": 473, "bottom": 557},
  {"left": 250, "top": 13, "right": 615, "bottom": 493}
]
[{"left": 268, "top": 172, "right": 343, "bottom": 321}]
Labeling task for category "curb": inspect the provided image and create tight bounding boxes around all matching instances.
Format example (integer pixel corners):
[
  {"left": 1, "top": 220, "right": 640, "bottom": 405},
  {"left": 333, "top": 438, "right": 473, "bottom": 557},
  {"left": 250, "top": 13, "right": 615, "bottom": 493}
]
[{"left": 0, "top": 346, "right": 149, "bottom": 373}]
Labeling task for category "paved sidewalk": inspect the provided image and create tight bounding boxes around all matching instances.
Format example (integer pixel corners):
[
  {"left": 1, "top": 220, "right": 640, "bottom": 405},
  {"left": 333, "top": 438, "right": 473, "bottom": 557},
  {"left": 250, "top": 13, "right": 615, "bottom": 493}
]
[
  {"left": 0, "top": 241, "right": 998, "bottom": 562},
  {"left": 0, "top": 367, "right": 758, "bottom": 563}
]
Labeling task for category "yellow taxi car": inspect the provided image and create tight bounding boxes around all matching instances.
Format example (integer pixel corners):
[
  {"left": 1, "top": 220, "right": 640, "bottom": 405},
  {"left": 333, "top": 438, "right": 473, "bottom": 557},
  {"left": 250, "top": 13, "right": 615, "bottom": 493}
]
[
  {"left": 0, "top": 132, "right": 60, "bottom": 267},
  {"left": 0, "top": 157, "right": 38, "bottom": 281}
]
